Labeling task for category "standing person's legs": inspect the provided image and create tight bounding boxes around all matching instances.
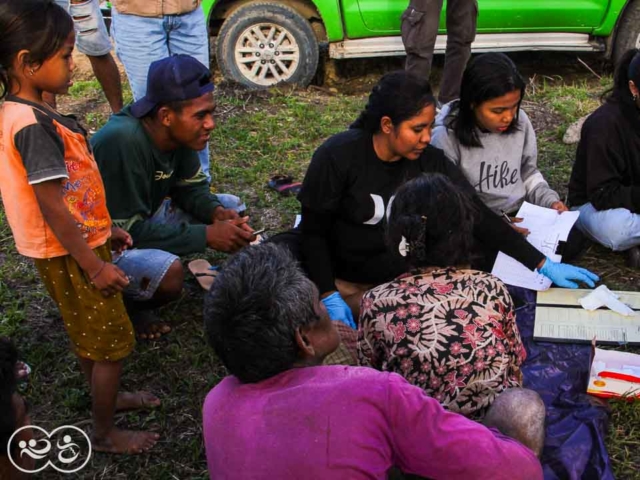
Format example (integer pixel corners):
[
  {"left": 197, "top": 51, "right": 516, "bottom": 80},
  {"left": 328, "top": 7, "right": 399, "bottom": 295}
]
[
  {"left": 69, "top": 0, "right": 123, "bottom": 112},
  {"left": 49, "top": 0, "right": 123, "bottom": 112},
  {"left": 111, "top": 10, "right": 170, "bottom": 100},
  {"left": 166, "top": 8, "right": 212, "bottom": 179},
  {"left": 401, "top": 0, "right": 444, "bottom": 83},
  {"left": 438, "top": 0, "right": 477, "bottom": 104},
  {"left": 34, "top": 247, "right": 160, "bottom": 454}
]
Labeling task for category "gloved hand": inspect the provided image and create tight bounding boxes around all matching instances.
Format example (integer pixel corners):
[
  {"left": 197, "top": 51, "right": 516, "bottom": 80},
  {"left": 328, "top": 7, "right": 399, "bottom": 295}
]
[
  {"left": 321, "top": 292, "right": 356, "bottom": 329},
  {"left": 538, "top": 258, "right": 599, "bottom": 289}
]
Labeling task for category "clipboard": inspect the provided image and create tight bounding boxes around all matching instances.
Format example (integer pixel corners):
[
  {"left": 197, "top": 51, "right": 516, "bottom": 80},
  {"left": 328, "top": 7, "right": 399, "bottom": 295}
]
[{"left": 534, "top": 288, "right": 640, "bottom": 345}]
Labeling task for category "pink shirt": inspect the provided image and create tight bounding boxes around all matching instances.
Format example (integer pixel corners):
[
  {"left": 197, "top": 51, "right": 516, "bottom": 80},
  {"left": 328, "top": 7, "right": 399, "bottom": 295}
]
[{"left": 203, "top": 366, "right": 542, "bottom": 480}]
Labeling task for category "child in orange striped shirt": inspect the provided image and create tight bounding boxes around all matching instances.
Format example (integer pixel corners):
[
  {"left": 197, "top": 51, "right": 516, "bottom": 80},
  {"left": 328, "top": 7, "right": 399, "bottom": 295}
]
[{"left": 0, "top": 0, "right": 159, "bottom": 455}]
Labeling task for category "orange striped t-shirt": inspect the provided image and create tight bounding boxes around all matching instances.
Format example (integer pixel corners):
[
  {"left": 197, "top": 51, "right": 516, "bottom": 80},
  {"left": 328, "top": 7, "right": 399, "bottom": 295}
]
[{"left": 0, "top": 96, "right": 111, "bottom": 259}]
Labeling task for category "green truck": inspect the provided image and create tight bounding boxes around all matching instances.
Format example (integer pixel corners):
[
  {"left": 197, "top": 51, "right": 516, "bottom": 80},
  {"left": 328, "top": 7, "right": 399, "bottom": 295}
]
[{"left": 202, "top": 0, "right": 639, "bottom": 87}]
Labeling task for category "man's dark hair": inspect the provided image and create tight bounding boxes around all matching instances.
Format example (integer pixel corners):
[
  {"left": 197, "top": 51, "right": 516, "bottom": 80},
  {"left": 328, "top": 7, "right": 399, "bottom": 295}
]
[
  {"left": 387, "top": 173, "right": 477, "bottom": 268},
  {"left": 447, "top": 53, "right": 526, "bottom": 148},
  {"left": 204, "top": 243, "right": 321, "bottom": 383},
  {"left": 0, "top": 337, "right": 19, "bottom": 456},
  {"left": 0, "top": 0, "right": 73, "bottom": 100},
  {"left": 350, "top": 70, "right": 436, "bottom": 133}
]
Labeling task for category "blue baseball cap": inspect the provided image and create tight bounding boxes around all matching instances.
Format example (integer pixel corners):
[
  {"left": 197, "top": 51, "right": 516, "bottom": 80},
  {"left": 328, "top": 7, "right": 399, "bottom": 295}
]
[{"left": 130, "top": 54, "right": 214, "bottom": 118}]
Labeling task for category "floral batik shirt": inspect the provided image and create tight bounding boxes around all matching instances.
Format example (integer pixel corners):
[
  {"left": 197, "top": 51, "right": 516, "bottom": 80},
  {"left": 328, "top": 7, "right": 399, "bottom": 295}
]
[{"left": 358, "top": 267, "right": 525, "bottom": 418}]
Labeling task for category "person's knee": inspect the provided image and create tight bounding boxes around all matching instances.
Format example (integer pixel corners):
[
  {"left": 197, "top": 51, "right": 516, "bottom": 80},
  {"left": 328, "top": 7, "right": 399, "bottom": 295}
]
[
  {"left": 580, "top": 208, "right": 640, "bottom": 251},
  {"left": 599, "top": 225, "right": 636, "bottom": 251},
  {"left": 155, "top": 260, "right": 184, "bottom": 301},
  {"left": 483, "top": 388, "right": 546, "bottom": 457}
]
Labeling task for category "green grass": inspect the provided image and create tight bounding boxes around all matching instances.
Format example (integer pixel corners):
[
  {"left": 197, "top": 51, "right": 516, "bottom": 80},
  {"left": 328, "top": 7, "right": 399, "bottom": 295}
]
[
  {"left": 1, "top": 69, "right": 640, "bottom": 478},
  {"left": 69, "top": 79, "right": 102, "bottom": 99}
]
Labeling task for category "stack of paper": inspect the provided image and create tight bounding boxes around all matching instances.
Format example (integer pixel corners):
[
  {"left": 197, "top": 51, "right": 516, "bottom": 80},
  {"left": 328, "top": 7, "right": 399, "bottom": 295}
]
[{"left": 491, "top": 202, "right": 580, "bottom": 290}]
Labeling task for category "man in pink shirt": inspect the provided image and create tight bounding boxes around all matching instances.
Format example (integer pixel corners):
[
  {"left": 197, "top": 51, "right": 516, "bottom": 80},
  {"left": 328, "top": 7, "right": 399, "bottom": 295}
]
[{"left": 202, "top": 244, "right": 544, "bottom": 480}]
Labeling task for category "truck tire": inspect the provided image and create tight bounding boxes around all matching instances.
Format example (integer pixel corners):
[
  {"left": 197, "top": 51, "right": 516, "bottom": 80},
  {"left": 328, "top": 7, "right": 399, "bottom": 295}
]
[
  {"left": 613, "top": 0, "right": 640, "bottom": 65},
  {"left": 216, "top": 2, "right": 319, "bottom": 88}
]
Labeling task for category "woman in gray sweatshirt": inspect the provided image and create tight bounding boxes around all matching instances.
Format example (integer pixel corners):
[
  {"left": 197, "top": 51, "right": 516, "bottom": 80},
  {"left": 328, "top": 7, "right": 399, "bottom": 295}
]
[{"left": 431, "top": 53, "right": 566, "bottom": 223}]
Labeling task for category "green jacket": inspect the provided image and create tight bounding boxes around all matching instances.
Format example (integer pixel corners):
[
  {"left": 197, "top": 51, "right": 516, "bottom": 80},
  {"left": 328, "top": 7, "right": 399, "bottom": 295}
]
[{"left": 91, "top": 106, "right": 221, "bottom": 255}]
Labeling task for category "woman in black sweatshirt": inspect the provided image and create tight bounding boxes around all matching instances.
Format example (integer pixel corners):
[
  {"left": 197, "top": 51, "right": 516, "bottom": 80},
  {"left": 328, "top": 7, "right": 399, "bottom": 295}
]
[
  {"left": 568, "top": 49, "right": 640, "bottom": 267},
  {"left": 277, "top": 71, "right": 598, "bottom": 325}
]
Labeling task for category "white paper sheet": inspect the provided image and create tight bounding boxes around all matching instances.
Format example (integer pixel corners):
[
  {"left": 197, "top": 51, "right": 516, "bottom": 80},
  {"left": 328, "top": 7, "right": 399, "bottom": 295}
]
[
  {"left": 491, "top": 202, "right": 580, "bottom": 290},
  {"left": 579, "top": 285, "right": 637, "bottom": 316},
  {"left": 294, "top": 214, "right": 301, "bottom": 228}
]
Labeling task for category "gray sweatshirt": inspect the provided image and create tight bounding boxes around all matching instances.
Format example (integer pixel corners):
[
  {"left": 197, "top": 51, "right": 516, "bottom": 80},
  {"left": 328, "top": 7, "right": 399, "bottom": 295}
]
[{"left": 431, "top": 102, "right": 560, "bottom": 214}]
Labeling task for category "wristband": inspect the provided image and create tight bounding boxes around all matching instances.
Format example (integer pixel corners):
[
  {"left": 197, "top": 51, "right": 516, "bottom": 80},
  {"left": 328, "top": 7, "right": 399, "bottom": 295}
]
[{"left": 90, "top": 261, "right": 106, "bottom": 281}]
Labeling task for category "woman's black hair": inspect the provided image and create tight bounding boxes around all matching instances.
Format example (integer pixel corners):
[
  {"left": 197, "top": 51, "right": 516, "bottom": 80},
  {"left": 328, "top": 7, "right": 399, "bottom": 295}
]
[
  {"left": 603, "top": 48, "right": 640, "bottom": 106},
  {"left": 387, "top": 173, "right": 477, "bottom": 268},
  {"left": 350, "top": 70, "right": 436, "bottom": 133},
  {"left": 0, "top": 338, "right": 19, "bottom": 456},
  {"left": 448, "top": 53, "right": 526, "bottom": 148},
  {"left": 0, "top": 0, "right": 74, "bottom": 100}
]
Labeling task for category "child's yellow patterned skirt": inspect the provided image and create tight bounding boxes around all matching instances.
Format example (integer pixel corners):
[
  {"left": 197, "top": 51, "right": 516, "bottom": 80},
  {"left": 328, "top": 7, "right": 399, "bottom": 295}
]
[{"left": 34, "top": 243, "right": 135, "bottom": 362}]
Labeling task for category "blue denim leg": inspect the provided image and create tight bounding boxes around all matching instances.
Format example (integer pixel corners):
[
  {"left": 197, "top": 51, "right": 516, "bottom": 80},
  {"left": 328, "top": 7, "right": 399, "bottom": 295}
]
[
  {"left": 198, "top": 146, "right": 211, "bottom": 181},
  {"left": 165, "top": 8, "right": 210, "bottom": 67},
  {"left": 55, "top": 0, "right": 112, "bottom": 56},
  {"left": 111, "top": 10, "right": 170, "bottom": 100},
  {"left": 573, "top": 203, "right": 640, "bottom": 251},
  {"left": 113, "top": 248, "right": 179, "bottom": 301},
  {"left": 166, "top": 9, "right": 211, "bottom": 179},
  {"left": 149, "top": 195, "right": 246, "bottom": 226},
  {"left": 215, "top": 194, "right": 247, "bottom": 213},
  {"left": 148, "top": 199, "right": 196, "bottom": 226}
]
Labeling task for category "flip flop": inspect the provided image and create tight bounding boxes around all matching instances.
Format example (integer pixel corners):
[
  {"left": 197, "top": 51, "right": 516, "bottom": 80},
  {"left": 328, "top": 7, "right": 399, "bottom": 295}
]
[
  {"left": 268, "top": 175, "right": 302, "bottom": 197},
  {"left": 15, "top": 361, "right": 31, "bottom": 383},
  {"left": 188, "top": 259, "right": 219, "bottom": 291}
]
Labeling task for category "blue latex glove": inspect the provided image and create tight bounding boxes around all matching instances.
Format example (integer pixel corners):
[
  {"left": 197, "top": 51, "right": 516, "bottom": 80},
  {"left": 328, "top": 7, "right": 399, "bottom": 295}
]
[
  {"left": 321, "top": 292, "right": 356, "bottom": 329},
  {"left": 538, "top": 258, "right": 599, "bottom": 289}
]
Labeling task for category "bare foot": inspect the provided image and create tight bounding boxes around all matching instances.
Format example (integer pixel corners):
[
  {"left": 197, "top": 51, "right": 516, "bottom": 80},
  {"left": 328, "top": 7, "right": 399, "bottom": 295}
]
[
  {"left": 93, "top": 428, "right": 160, "bottom": 454},
  {"left": 115, "top": 391, "right": 161, "bottom": 412},
  {"left": 130, "top": 311, "right": 171, "bottom": 340}
]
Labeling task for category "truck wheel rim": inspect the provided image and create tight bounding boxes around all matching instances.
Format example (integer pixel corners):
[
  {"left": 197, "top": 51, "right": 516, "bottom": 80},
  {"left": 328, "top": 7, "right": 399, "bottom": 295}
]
[{"left": 235, "top": 23, "right": 300, "bottom": 86}]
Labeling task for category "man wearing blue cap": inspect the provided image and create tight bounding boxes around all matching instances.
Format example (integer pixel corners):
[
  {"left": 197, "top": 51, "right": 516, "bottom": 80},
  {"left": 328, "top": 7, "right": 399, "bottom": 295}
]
[{"left": 92, "top": 54, "right": 255, "bottom": 337}]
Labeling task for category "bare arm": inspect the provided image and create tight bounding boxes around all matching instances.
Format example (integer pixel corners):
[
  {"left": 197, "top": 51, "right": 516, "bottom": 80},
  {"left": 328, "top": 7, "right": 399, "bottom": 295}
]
[{"left": 33, "top": 181, "right": 129, "bottom": 296}]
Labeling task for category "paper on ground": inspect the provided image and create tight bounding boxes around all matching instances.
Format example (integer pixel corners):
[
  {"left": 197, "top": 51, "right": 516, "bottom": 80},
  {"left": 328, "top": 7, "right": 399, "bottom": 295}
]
[
  {"left": 491, "top": 202, "right": 580, "bottom": 290},
  {"left": 579, "top": 285, "right": 636, "bottom": 316},
  {"left": 294, "top": 214, "right": 301, "bottom": 228}
]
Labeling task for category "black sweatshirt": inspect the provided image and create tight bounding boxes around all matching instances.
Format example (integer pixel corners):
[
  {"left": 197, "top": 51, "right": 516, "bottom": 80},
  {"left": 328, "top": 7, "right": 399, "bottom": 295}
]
[
  {"left": 568, "top": 100, "right": 640, "bottom": 212},
  {"left": 298, "top": 129, "right": 545, "bottom": 295}
]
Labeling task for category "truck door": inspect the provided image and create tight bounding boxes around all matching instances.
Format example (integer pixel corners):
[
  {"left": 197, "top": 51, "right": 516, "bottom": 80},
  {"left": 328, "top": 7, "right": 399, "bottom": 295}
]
[{"left": 344, "top": 0, "right": 609, "bottom": 38}]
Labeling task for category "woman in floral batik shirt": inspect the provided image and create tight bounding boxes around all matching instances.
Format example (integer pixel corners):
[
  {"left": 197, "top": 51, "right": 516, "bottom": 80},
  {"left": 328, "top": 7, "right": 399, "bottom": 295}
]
[{"left": 358, "top": 173, "right": 525, "bottom": 418}]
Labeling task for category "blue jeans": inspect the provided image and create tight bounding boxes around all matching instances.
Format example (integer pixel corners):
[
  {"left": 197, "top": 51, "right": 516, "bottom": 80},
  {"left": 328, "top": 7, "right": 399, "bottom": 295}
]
[
  {"left": 54, "top": 0, "right": 112, "bottom": 56},
  {"left": 573, "top": 203, "right": 640, "bottom": 251},
  {"left": 111, "top": 8, "right": 211, "bottom": 178},
  {"left": 113, "top": 194, "right": 245, "bottom": 300}
]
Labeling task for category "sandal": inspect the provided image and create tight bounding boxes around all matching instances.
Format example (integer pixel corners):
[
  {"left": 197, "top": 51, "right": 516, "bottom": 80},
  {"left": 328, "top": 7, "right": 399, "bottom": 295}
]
[
  {"left": 268, "top": 175, "right": 302, "bottom": 197},
  {"left": 188, "top": 259, "right": 219, "bottom": 291},
  {"left": 15, "top": 361, "right": 31, "bottom": 383}
]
